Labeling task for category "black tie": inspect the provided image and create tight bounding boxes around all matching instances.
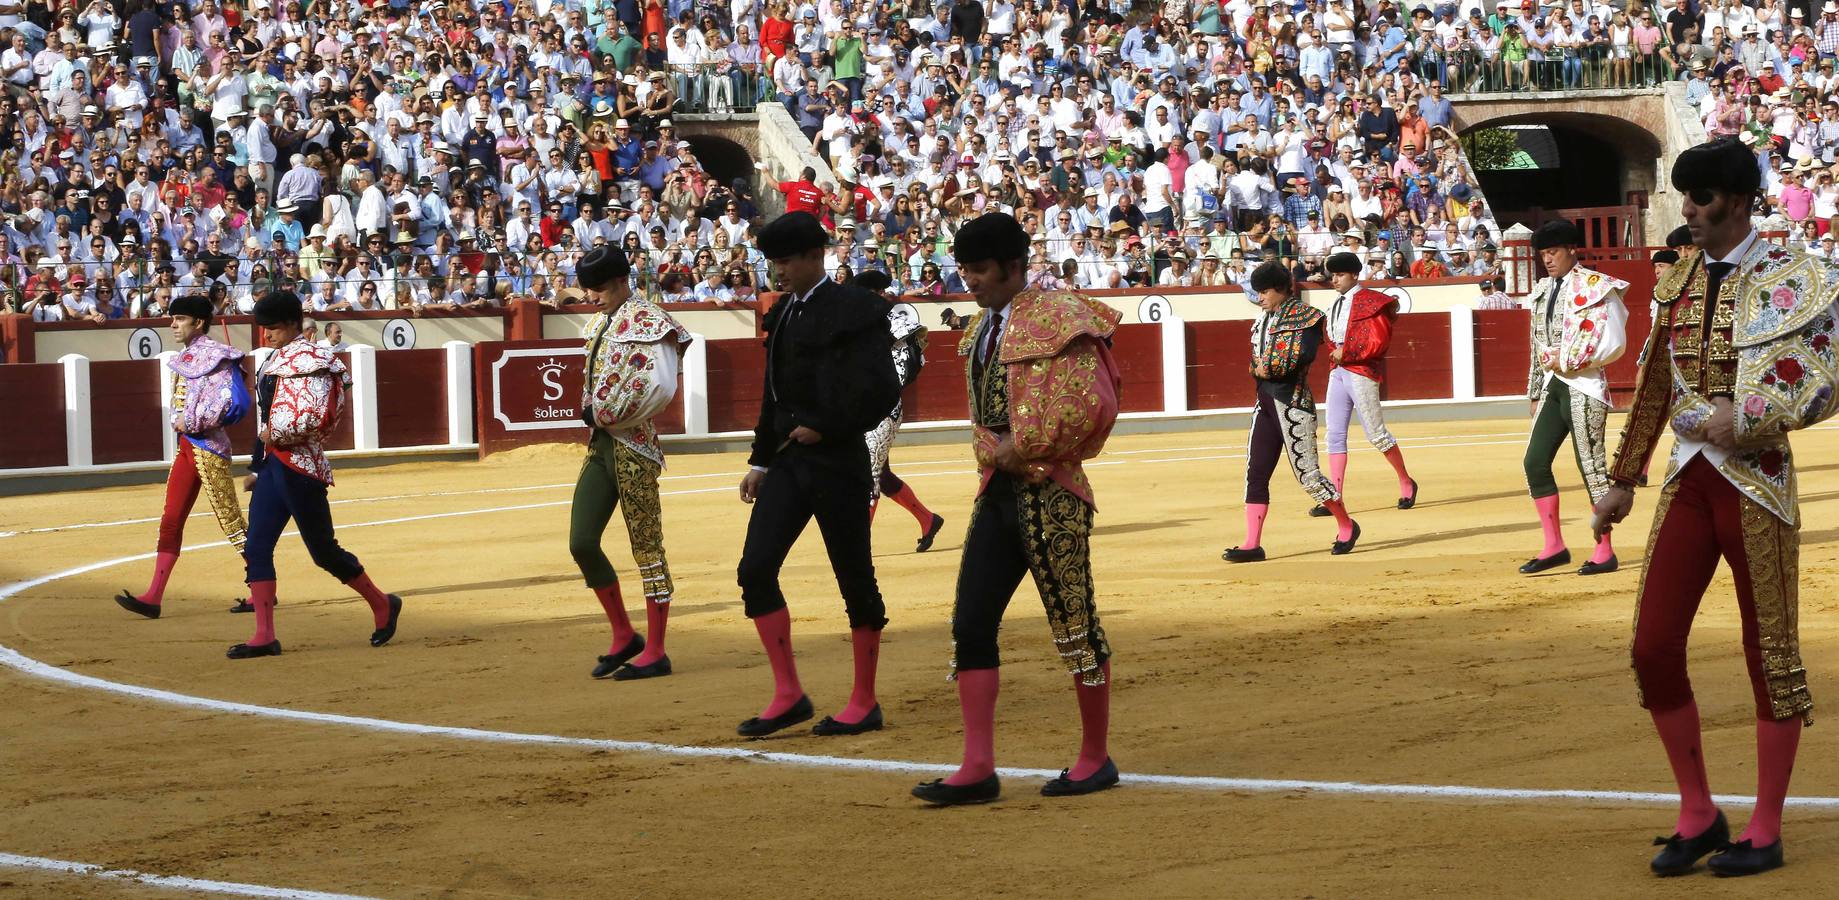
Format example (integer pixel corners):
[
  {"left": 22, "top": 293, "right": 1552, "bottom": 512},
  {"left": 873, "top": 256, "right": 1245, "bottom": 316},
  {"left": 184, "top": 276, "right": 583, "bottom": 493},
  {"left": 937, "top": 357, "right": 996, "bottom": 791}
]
[
  {"left": 1705, "top": 261, "right": 1735, "bottom": 299},
  {"left": 980, "top": 313, "right": 1001, "bottom": 365}
]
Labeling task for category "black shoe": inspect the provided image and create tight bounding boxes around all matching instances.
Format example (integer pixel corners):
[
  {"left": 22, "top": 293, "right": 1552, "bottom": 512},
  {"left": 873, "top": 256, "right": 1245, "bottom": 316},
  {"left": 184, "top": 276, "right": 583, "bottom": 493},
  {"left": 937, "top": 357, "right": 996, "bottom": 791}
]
[
  {"left": 1519, "top": 549, "right": 1572, "bottom": 574},
  {"left": 612, "top": 655, "right": 673, "bottom": 680},
  {"left": 737, "top": 695, "right": 814, "bottom": 737},
  {"left": 911, "top": 773, "right": 1001, "bottom": 806},
  {"left": 114, "top": 590, "right": 160, "bottom": 619},
  {"left": 812, "top": 704, "right": 884, "bottom": 736},
  {"left": 228, "top": 598, "right": 254, "bottom": 614},
  {"left": 1223, "top": 546, "right": 1266, "bottom": 563},
  {"left": 226, "top": 640, "right": 282, "bottom": 659},
  {"left": 1650, "top": 811, "right": 1729, "bottom": 877},
  {"left": 1330, "top": 520, "right": 1361, "bottom": 555},
  {"left": 1307, "top": 503, "right": 1332, "bottom": 517},
  {"left": 1579, "top": 555, "right": 1619, "bottom": 576},
  {"left": 369, "top": 594, "right": 402, "bottom": 647},
  {"left": 1707, "top": 837, "right": 1784, "bottom": 877},
  {"left": 1041, "top": 758, "right": 1120, "bottom": 797},
  {"left": 916, "top": 514, "right": 946, "bottom": 552},
  {"left": 1398, "top": 478, "right": 1420, "bottom": 510},
  {"left": 590, "top": 634, "right": 646, "bottom": 679}
]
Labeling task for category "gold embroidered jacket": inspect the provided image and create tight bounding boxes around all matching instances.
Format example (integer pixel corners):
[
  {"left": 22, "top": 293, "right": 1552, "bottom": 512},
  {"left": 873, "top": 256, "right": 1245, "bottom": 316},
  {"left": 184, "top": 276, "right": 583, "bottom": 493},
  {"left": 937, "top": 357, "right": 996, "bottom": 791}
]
[
  {"left": 1609, "top": 240, "right": 1839, "bottom": 524},
  {"left": 1527, "top": 264, "right": 1630, "bottom": 404},
  {"left": 958, "top": 290, "right": 1123, "bottom": 508},
  {"left": 582, "top": 297, "right": 694, "bottom": 467}
]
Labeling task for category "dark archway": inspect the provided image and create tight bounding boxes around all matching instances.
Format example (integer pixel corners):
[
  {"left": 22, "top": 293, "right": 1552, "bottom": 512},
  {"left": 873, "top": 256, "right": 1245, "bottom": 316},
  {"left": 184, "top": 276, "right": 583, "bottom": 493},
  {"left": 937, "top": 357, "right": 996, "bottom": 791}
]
[
  {"left": 1460, "top": 112, "right": 1662, "bottom": 246},
  {"left": 684, "top": 135, "right": 754, "bottom": 195}
]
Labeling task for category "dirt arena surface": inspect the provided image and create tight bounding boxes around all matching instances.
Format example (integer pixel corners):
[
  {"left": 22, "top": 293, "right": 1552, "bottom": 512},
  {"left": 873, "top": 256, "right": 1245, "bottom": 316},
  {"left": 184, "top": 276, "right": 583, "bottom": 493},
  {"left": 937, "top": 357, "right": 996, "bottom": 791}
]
[{"left": 6, "top": 417, "right": 1839, "bottom": 898}]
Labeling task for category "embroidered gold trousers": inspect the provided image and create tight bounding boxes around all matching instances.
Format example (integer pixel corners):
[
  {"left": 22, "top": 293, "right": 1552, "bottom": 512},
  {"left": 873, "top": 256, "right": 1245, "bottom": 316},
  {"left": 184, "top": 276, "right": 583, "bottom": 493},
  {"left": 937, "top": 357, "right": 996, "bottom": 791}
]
[
  {"left": 1631, "top": 457, "right": 1811, "bottom": 723},
  {"left": 569, "top": 431, "right": 674, "bottom": 603},
  {"left": 157, "top": 439, "right": 248, "bottom": 555},
  {"left": 950, "top": 473, "right": 1111, "bottom": 685}
]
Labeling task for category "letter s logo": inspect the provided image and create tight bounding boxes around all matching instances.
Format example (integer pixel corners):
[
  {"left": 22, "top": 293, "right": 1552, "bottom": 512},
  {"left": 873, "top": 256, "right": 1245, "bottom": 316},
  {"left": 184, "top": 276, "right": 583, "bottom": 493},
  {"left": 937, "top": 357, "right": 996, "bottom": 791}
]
[{"left": 539, "top": 360, "right": 566, "bottom": 401}]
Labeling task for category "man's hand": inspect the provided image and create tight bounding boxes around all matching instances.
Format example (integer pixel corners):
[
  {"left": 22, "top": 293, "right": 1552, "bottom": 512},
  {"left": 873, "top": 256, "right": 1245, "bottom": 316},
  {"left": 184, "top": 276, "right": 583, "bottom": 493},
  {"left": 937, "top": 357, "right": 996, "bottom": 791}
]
[
  {"left": 242, "top": 474, "right": 257, "bottom": 493},
  {"left": 788, "top": 425, "right": 822, "bottom": 444},
  {"left": 992, "top": 434, "right": 1027, "bottom": 475},
  {"left": 1330, "top": 347, "right": 1344, "bottom": 364},
  {"left": 739, "top": 468, "right": 766, "bottom": 503},
  {"left": 1530, "top": 398, "right": 1539, "bottom": 418},
  {"left": 1591, "top": 485, "right": 1635, "bottom": 541},
  {"left": 257, "top": 425, "right": 272, "bottom": 443},
  {"left": 1704, "top": 396, "right": 1737, "bottom": 451}
]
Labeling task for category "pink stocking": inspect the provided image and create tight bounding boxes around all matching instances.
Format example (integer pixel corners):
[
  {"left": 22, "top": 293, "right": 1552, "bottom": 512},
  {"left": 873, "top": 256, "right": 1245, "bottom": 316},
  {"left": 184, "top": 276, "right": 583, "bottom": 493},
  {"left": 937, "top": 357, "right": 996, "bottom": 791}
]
[
  {"left": 1068, "top": 662, "right": 1111, "bottom": 780},
  {"left": 1328, "top": 452, "right": 1349, "bottom": 496},
  {"left": 946, "top": 668, "right": 1000, "bottom": 785},
  {"left": 1242, "top": 503, "right": 1269, "bottom": 549},
  {"left": 834, "top": 627, "right": 880, "bottom": 724},
  {"left": 1534, "top": 494, "right": 1565, "bottom": 557},
  {"left": 138, "top": 551, "right": 179, "bottom": 605},
  {"left": 1651, "top": 703, "right": 1720, "bottom": 838},
  {"left": 752, "top": 608, "right": 804, "bottom": 719},
  {"left": 1739, "top": 716, "right": 1804, "bottom": 847},
  {"left": 248, "top": 580, "right": 278, "bottom": 646},
  {"left": 1325, "top": 498, "right": 1354, "bottom": 541}
]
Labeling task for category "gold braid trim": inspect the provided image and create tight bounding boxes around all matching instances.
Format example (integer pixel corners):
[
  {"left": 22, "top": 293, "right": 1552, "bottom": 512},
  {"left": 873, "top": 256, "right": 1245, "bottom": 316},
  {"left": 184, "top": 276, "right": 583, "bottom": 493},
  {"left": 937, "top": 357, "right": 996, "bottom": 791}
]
[{"left": 1740, "top": 496, "right": 1813, "bottom": 723}]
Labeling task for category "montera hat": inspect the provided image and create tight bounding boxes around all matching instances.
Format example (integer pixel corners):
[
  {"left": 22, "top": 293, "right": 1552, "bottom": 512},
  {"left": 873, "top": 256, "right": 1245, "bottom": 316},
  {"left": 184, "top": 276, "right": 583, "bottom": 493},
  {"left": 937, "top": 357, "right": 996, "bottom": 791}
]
[{"left": 757, "top": 211, "right": 829, "bottom": 260}]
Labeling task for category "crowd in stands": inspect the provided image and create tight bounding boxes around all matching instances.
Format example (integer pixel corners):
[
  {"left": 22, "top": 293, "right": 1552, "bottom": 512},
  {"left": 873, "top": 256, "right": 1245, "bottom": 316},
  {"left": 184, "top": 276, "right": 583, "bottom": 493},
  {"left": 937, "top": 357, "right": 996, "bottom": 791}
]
[{"left": 0, "top": 0, "right": 1618, "bottom": 326}]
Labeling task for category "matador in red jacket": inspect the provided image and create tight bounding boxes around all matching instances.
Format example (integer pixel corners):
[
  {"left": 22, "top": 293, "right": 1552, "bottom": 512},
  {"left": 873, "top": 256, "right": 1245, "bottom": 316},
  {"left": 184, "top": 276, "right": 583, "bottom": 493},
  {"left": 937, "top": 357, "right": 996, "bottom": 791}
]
[{"left": 1315, "top": 252, "right": 1418, "bottom": 515}]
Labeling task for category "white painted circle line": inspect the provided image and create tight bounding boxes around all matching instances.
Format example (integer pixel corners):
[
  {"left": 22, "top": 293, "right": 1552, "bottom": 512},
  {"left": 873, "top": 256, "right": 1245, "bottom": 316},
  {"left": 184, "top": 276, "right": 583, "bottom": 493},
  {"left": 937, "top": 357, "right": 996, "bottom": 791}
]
[
  {"left": 2, "top": 497, "right": 1828, "bottom": 810},
  {"left": 0, "top": 851, "right": 380, "bottom": 899}
]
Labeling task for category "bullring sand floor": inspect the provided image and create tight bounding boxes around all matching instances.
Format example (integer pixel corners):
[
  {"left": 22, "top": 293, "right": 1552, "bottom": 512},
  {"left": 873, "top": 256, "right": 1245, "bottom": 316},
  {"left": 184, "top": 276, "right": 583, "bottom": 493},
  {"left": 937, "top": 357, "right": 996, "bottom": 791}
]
[{"left": 5, "top": 418, "right": 1839, "bottom": 898}]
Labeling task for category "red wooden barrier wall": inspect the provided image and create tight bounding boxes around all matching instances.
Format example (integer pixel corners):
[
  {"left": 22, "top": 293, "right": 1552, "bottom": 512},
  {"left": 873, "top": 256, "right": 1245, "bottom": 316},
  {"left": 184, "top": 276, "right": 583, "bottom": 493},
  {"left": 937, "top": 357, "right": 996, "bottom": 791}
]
[
  {"left": 703, "top": 339, "right": 765, "bottom": 435},
  {"left": 1475, "top": 310, "right": 1532, "bottom": 398},
  {"left": 1186, "top": 320, "right": 1255, "bottom": 410},
  {"left": 373, "top": 350, "right": 452, "bottom": 449},
  {"left": 1384, "top": 314, "right": 1454, "bottom": 400},
  {"left": 0, "top": 365, "right": 67, "bottom": 467},
  {"left": 89, "top": 360, "right": 164, "bottom": 465}
]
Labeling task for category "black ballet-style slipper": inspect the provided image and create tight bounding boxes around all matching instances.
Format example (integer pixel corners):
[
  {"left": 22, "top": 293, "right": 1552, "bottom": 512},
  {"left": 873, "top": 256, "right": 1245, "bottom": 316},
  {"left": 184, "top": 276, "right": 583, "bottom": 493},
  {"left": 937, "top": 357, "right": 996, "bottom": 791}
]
[
  {"left": 912, "top": 774, "right": 1001, "bottom": 806},
  {"left": 737, "top": 695, "right": 814, "bottom": 737},
  {"left": 812, "top": 704, "right": 884, "bottom": 736},
  {"left": 1519, "top": 549, "right": 1572, "bottom": 574},
  {"left": 590, "top": 634, "right": 646, "bottom": 679},
  {"left": 1707, "top": 837, "right": 1785, "bottom": 877},
  {"left": 612, "top": 655, "right": 673, "bottom": 680},
  {"left": 1398, "top": 478, "right": 1420, "bottom": 509},
  {"left": 1578, "top": 555, "right": 1619, "bottom": 576},
  {"left": 1222, "top": 546, "right": 1266, "bottom": 563},
  {"left": 226, "top": 640, "right": 282, "bottom": 660},
  {"left": 369, "top": 595, "right": 402, "bottom": 647},
  {"left": 228, "top": 598, "right": 254, "bottom": 614},
  {"left": 1308, "top": 503, "right": 1332, "bottom": 517},
  {"left": 1330, "top": 520, "right": 1361, "bottom": 555},
  {"left": 1650, "top": 810, "right": 1728, "bottom": 876},
  {"left": 115, "top": 590, "right": 161, "bottom": 619},
  {"left": 916, "top": 514, "right": 946, "bottom": 552},
  {"left": 1041, "top": 758, "right": 1120, "bottom": 797}
]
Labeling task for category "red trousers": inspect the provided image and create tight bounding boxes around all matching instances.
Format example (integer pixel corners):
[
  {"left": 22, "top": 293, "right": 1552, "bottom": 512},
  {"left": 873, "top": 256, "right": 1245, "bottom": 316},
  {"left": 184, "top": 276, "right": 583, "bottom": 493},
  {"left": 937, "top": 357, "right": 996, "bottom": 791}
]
[
  {"left": 1631, "top": 456, "right": 1811, "bottom": 722},
  {"left": 157, "top": 439, "right": 248, "bottom": 556}
]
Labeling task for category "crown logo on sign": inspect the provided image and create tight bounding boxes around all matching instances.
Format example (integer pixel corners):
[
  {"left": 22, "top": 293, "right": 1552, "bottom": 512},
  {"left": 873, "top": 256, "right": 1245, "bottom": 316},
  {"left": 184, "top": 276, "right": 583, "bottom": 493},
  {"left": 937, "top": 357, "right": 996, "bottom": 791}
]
[{"left": 538, "top": 358, "right": 567, "bottom": 377}]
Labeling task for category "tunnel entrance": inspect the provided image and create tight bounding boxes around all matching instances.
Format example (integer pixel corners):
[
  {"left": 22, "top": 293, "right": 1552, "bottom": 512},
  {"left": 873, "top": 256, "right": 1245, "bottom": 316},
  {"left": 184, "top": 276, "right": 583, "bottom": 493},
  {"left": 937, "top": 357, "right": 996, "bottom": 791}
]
[
  {"left": 1461, "top": 113, "right": 1662, "bottom": 247},
  {"left": 683, "top": 135, "right": 754, "bottom": 198}
]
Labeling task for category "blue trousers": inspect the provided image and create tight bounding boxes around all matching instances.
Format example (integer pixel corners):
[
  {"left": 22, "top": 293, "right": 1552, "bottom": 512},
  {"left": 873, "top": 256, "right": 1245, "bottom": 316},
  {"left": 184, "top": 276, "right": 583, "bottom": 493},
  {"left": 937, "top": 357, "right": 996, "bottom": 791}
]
[{"left": 244, "top": 460, "right": 364, "bottom": 584}]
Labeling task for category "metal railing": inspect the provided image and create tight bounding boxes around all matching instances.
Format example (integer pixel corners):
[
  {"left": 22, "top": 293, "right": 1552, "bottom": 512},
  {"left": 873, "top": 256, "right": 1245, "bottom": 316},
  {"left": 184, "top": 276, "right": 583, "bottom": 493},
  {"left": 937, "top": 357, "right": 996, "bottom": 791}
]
[
  {"left": 1427, "top": 48, "right": 1676, "bottom": 93},
  {"left": 670, "top": 68, "right": 769, "bottom": 114}
]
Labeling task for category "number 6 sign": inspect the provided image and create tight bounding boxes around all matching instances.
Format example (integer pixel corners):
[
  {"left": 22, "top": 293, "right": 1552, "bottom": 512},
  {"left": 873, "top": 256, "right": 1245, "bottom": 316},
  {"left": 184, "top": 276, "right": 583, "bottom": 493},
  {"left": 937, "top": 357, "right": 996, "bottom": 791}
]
[
  {"left": 127, "top": 327, "right": 163, "bottom": 360},
  {"left": 382, "top": 319, "right": 417, "bottom": 350},
  {"left": 1137, "top": 295, "right": 1172, "bottom": 324}
]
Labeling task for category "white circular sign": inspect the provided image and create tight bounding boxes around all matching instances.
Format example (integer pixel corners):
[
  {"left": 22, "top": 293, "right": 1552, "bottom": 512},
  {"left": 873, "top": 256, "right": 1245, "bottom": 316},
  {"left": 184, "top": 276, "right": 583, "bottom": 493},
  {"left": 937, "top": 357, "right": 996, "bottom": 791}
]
[
  {"left": 381, "top": 318, "right": 417, "bottom": 350},
  {"left": 1137, "top": 294, "right": 1173, "bottom": 324},
  {"left": 127, "top": 327, "right": 163, "bottom": 360},
  {"left": 1379, "top": 287, "right": 1413, "bottom": 314}
]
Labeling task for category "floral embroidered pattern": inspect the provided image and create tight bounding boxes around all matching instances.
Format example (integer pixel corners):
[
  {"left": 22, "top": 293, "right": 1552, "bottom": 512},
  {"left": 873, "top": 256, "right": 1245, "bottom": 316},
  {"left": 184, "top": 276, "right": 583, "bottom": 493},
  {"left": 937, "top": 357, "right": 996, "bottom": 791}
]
[
  {"left": 260, "top": 337, "right": 349, "bottom": 485},
  {"left": 582, "top": 298, "right": 693, "bottom": 468}
]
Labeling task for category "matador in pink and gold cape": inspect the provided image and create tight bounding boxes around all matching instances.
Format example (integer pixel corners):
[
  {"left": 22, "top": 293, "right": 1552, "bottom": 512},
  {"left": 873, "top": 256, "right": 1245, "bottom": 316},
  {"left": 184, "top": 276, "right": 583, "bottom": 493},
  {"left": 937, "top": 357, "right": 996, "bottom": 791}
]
[{"left": 954, "top": 288, "right": 1122, "bottom": 684}]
